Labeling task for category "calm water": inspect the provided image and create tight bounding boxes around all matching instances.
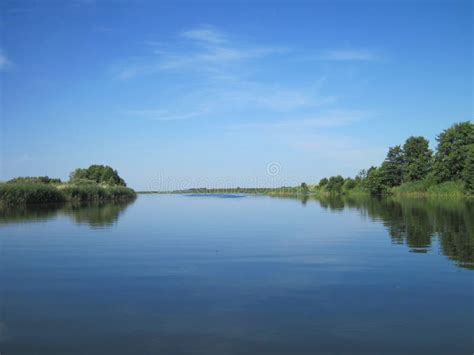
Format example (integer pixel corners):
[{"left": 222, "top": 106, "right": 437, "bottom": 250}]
[{"left": 0, "top": 194, "right": 473, "bottom": 354}]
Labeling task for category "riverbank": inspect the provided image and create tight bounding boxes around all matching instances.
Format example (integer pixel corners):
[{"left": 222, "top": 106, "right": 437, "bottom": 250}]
[
  {"left": 0, "top": 183, "right": 137, "bottom": 207},
  {"left": 168, "top": 181, "right": 471, "bottom": 199}
]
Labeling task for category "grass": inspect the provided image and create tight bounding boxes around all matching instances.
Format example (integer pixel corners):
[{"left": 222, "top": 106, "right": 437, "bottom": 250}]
[
  {"left": 392, "top": 180, "right": 466, "bottom": 198},
  {"left": 0, "top": 182, "right": 136, "bottom": 206},
  {"left": 0, "top": 183, "right": 65, "bottom": 206}
]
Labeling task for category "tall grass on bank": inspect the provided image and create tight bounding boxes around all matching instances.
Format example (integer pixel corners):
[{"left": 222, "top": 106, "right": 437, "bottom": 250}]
[
  {"left": 0, "top": 183, "right": 65, "bottom": 206},
  {"left": 0, "top": 183, "right": 136, "bottom": 206},
  {"left": 60, "top": 185, "right": 136, "bottom": 202},
  {"left": 392, "top": 180, "right": 465, "bottom": 198}
]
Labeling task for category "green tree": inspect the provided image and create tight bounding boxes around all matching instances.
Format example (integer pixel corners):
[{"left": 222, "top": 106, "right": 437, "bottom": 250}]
[
  {"left": 343, "top": 178, "right": 357, "bottom": 190},
  {"left": 300, "top": 182, "right": 309, "bottom": 193},
  {"left": 433, "top": 121, "right": 474, "bottom": 182},
  {"left": 69, "top": 165, "right": 127, "bottom": 186},
  {"left": 380, "top": 145, "right": 404, "bottom": 187},
  {"left": 463, "top": 144, "right": 474, "bottom": 193},
  {"left": 326, "top": 175, "right": 344, "bottom": 193},
  {"left": 319, "top": 177, "right": 328, "bottom": 188},
  {"left": 365, "top": 168, "right": 387, "bottom": 195},
  {"left": 402, "top": 136, "right": 432, "bottom": 182}
]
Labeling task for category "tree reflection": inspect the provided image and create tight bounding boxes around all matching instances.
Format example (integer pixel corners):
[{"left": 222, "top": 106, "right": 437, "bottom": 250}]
[
  {"left": 0, "top": 200, "right": 134, "bottom": 229},
  {"left": 315, "top": 194, "right": 474, "bottom": 269}
]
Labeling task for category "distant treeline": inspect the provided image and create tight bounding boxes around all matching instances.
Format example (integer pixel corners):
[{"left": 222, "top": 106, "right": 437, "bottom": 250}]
[
  {"left": 0, "top": 165, "right": 136, "bottom": 206},
  {"left": 174, "top": 121, "right": 473, "bottom": 198},
  {"left": 313, "top": 121, "right": 473, "bottom": 197}
]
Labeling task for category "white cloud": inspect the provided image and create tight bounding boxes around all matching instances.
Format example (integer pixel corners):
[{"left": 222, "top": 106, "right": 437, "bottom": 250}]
[
  {"left": 115, "top": 25, "right": 286, "bottom": 79},
  {"left": 227, "top": 109, "right": 373, "bottom": 130},
  {"left": 121, "top": 107, "right": 209, "bottom": 121},
  {"left": 319, "top": 49, "right": 378, "bottom": 61},
  {"left": 0, "top": 51, "right": 11, "bottom": 71},
  {"left": 115, "top": 26, "right": 377, "bottom": 130},
  {"left": 180, "top": 25, "right": 227, "bottom": 45}
]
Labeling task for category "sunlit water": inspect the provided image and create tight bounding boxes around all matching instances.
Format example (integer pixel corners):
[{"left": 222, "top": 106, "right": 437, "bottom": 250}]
[{"left": 1, "top": 194, "right": 473, "bottom": 354}]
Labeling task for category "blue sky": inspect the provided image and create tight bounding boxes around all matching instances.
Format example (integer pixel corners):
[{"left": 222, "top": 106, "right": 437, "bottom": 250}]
[{"left": 1, "top": 0, "right": 472, "bottom": 190}]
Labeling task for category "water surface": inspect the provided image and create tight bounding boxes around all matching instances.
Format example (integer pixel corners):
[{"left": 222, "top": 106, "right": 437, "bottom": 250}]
[{"left": 1, "top": 194, "right": 473, "bottom": 354}]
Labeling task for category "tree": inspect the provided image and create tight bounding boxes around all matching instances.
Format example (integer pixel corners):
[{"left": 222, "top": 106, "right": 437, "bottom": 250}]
[
  {"left": 365, "top": 168, "right": 387, "bottom": 195},
  {"left": 319, "top": 177, "right": 328, "bottom": 187},
  {"left": 380, "top": 145, "right": 404, "bottom": 187},
  {"left": 402, "top": 136, "right": 432, "bottom": 182},
  {"left": 326, "top": 175, "right": 344, "bottom": 193},
  {"left": 300, "top": 182, "right": 309, "bottom": 193},
  {"left": 343, "top": 178, "right": 357, "bottom": 190},
  {"left": 433, "top": 121, "right": 474, "bottom": 182},
  {"left": 69, "top": 165, "right": 127, "bottom": 186},
  {"left": 463, "top": 144, "right": 474, "bottom": 193}
]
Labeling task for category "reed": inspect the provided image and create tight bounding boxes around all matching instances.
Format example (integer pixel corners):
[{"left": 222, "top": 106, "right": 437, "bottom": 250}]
[{"left": 0, "top": 183, "right": 136, "bottom": 206}]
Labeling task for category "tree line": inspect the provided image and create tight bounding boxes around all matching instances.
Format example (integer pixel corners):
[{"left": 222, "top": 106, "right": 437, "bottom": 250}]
[{"left": 314, "top": 121, "right": 473, "bottom": 196}]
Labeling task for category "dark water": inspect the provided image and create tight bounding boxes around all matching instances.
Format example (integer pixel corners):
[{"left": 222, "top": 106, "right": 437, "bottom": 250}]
[{"left": 0, "top": 194, "right": 473, "bottom": 354}]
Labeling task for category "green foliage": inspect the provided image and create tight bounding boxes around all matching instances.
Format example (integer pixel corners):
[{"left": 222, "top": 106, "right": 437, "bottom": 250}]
[
  {"left": 433, "top": 121, "right": 474, "bottom": 183},
  {"left": 380, "top": 145, "right": 404, "bottom": 187},
  {"left": 300, "top": 182, "right": 309, "bottom": 193},
  {"left": 7, "top": 176, "right": 62, "bottom": 185},
  {"left": 326, "top": 175, "right": 344, "bottom": 193},
  {"left": 0, "top": 183, "right": 136, "bottom": 206},
  {"left": 391, "top": 178, "right": 434, "bottom": 195},
  {"left": 463, "top": 144, "right": 474, "bottom": 193},
  {"left": 319, "top": 177, "right": 328, "bottom": 187},
  {"left": 0, "top": 183, "right": 65, "bottom": 206},
  {"left": 343, "top": 178, "right": 357, "bottom": 190},
  {"left": 69, "top": 165, "right": 126, "bottom": 186},
  {"left": 365, "top": 168, "right": 387, "bottom": 195},
  {"left": 61, "top": 185, "right": 136, "bottom": 202},
  {"left": 1, "top": 165, "right": 135, "bottom": 206},
  {"left": 68, "top": 178, "right": 98, "bottom": 186},
  {"left": 427, "top": 181, "right": 465, "bottom": 197},
  {"left": 402, "top": 136, "right": 432, "bottom": 182}
]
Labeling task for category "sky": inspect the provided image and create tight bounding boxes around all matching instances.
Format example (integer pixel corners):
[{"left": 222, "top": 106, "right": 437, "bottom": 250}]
[{"left": 0, "top": 0, "right": 472, "bottom": 190}]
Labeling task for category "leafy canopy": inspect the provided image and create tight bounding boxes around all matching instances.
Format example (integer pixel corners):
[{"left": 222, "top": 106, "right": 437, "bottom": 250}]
[
  {"left": 69, "top": 165, "right": 127, "bottom": 187},
  {"left": 434, "top": 121, "right": 474, "bottom": 182}
]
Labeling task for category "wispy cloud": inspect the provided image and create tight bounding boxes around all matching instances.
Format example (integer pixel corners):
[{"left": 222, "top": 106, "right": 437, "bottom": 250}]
[
  {"left": 121, "top": 107, "right": 210, "bottom": 121},
  {"left": 180, "top": 25, "right": 227, "bottom": 45},
  {"left": 319, "top": 49, "right": 379, "bottom": 61},
  {"left": 0, "top": 51, "right": 11, "bottom": 71},
  {"left": 116, "top": 25, "right": 377, "bottom": 128},
  {"left": 115, "top": 25, "right": 286, "bottom": 79},
  {"left": 227, "top": 109, "right": 373, "bottom": 130}
]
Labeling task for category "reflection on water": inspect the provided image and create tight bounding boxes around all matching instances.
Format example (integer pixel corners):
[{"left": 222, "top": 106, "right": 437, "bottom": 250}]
[
  {"left": 0, "top": 194, "right": 473, "bottom": 354},
  {"left": 0, "top": 200, "right": 134, "bottom": 228},
  {"left": 270, "top": 194, "right": 474, "bottom": 269}
]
